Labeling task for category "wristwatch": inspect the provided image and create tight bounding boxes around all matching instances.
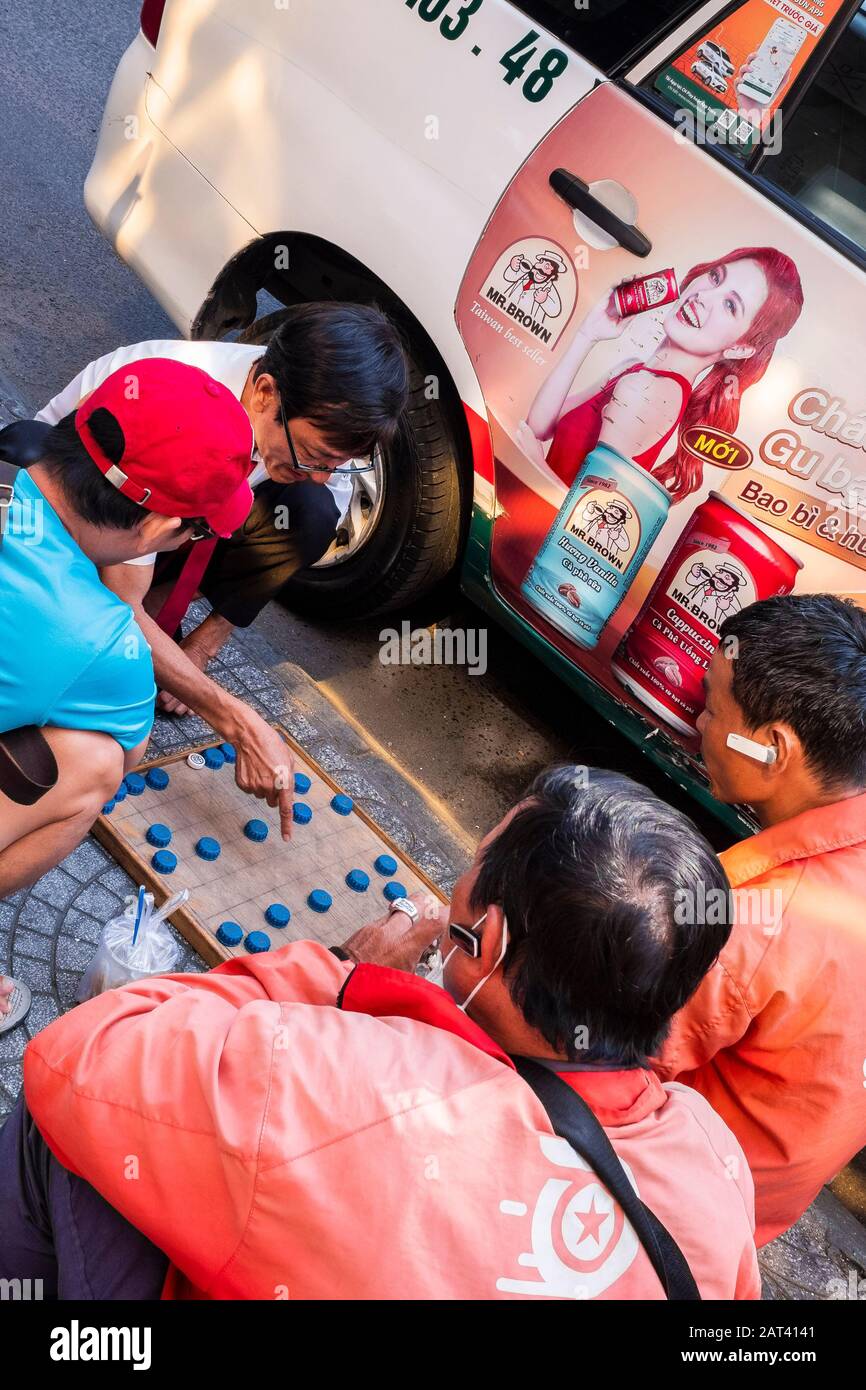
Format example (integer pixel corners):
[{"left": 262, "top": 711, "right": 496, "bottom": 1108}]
[{"left": 388, "top": 896, "right": 420, "bottom": 925}]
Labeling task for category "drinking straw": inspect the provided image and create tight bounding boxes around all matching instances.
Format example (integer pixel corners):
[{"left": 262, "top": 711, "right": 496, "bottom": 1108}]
[{"left": 132, "top": 884, "right": 146, "bottom": 948}]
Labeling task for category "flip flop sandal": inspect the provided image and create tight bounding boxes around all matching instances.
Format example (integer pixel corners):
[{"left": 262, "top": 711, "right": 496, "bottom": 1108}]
[{"left": 0, "top": 977, "right": 32, "bottom": 1034}]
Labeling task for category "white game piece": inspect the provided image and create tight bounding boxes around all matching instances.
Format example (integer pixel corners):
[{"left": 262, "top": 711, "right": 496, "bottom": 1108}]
[{"left": 187, "top": 752, "right": 207, "bottom": 769}]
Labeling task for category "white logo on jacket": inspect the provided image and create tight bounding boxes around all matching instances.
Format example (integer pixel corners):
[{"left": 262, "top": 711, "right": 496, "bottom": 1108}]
[{"left": 496, "top": 1134, "right": 639, "bottom": 1298}]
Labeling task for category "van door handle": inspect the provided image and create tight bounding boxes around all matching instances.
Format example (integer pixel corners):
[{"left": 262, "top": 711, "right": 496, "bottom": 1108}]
[{"left": 549, "top": 169, "right": 652, "bottom": 258}]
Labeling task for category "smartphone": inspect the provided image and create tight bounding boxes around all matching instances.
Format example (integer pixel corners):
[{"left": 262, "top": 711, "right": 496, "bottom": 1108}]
[{"left": 736, "top": 18, "right": 806, "bottom": 106}]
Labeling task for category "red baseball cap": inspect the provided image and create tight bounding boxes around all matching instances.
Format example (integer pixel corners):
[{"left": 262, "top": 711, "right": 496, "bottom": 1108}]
[{"left": 74, "top": 358, "right": 256, "bottom": 537}]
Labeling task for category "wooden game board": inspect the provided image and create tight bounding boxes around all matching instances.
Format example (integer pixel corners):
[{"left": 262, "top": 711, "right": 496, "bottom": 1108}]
[{"left": 93, "top": 725, "right": 447, "bottom": 965}]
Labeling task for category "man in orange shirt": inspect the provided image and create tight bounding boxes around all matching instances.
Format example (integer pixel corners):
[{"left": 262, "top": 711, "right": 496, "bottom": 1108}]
[
  {"left": 2, "top": 768, "right": 759, "bottom": 1299},
  {"left": 655, "top": 593, "right": 866, "bottom": 1246}
]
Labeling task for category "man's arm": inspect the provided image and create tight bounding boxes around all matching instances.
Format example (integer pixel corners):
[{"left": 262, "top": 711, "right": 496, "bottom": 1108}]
[
  {"left": 22, "top": 940, "right": 353, "bottom": 1291},
  {"left": 105, "top": 560, "right": 295, "bottom": 840},
  {"left": 337, "top": 891, "right": 449, "bottom": 970}
]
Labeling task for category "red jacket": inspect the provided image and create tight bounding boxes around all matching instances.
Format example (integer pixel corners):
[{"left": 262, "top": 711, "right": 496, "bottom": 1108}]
[
  {"left": 656, "top": 791, "right": 866, "bottom": 1245},
  {"left": 24, "top": 942, "right": 759, "bottom": 1299}
]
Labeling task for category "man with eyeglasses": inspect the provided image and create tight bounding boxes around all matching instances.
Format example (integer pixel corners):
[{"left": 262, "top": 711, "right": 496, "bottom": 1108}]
[
  {"left": 28, "top": 303, "right": 409, "bottom": 803},
  {"left": 0, "top": 359, "right": 256, "bottom": 930},
  {"left": 2, "top": 767, "right": 760, "bottom": 1298}
]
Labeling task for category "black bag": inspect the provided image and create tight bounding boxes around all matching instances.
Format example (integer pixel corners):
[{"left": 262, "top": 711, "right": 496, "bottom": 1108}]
[{"left": 513, "top": 1056, "right": 700, "bottom": 1301}]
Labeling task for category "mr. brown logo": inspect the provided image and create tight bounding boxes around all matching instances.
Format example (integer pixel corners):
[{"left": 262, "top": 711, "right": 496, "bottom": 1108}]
[
  {"left": 565, "top": 486, "right": 641, "bottom": 572},
  {"left": 682, "top": 427, "right": 752, "bottom": 472},
  {"left": 668, "top": 547, "right": 757, "bottom": 631}
]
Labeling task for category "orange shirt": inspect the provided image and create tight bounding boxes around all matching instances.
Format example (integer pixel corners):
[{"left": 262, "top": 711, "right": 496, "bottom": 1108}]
[
  {"left": 655, "top": 791, "right": 866, "bottom": 1246},
  {"left": 23, "top": 944, "right": 760, "bottom": 1300}
]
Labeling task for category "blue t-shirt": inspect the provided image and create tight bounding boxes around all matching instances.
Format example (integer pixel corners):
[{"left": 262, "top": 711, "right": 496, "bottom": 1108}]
[{"left": 0, "top": 470, "right": 156, "bottom": 751}]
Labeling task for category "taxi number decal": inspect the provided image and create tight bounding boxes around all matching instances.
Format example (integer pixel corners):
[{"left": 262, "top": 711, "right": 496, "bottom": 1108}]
[{"left": 403, "top": 0, "right": 569, "bottom": 101}]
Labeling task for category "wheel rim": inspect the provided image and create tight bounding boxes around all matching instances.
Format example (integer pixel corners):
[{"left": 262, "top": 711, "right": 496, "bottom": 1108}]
[{"left": 312, "top": 447, "right": 386, "bottom": 569}]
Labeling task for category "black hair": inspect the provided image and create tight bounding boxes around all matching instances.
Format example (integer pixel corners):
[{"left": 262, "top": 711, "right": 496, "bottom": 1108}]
[
  {"left": 39, "top": 410, "right": 151, "bottom": 531},
  {"left": 720, "top": 594, "right": 866, "bottom": 790},
  {"left": 468, "top": 765, "right": 732, "bottom": 1066},
  {"left": 253, "top": 302, "right": 410, "bottom": 457}
]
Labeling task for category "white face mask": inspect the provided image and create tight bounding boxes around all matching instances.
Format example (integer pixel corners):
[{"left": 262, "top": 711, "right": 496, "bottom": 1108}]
[{"left": 425, "top": 912, "right": 509, "bottom": 1013}]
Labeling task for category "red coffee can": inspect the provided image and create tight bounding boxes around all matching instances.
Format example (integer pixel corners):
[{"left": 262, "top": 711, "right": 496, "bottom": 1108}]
[
  {"left": 614, "top": 268, "right": 679, "bottom": 318},
  {"left": 611, "top": 492, "right": 803, "bottom": 736}
]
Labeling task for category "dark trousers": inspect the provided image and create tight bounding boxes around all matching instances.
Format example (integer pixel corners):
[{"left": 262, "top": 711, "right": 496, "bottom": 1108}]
[
  {"left": 0, "top": 1093, "right": 168, "bottom": 1299},
  {"left": 157, "top": 478, "right": 340, "bottom": 628}
]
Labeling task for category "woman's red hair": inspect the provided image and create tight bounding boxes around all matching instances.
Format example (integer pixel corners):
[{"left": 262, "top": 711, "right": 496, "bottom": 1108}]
[{"left": 652, "top": 247, "right": 804, "bottom": 502}]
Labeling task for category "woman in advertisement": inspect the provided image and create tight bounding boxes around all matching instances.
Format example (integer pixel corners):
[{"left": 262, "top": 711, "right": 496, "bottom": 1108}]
[{"left": 519, "top": 246, "right": 804, "bottom": 502}]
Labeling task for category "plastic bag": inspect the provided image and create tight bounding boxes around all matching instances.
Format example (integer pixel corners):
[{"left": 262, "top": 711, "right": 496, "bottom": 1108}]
[{"left": 76, "top": 887, "right": 188, "bottom": 1002}]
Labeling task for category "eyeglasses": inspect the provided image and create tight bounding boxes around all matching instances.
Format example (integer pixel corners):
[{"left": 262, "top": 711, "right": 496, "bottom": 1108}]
[
  {"left": 187, "top": 519, "right": 218, "bottom": 542},
  {"left": 280, "top": 398, "right": 377, "bottom": 476}
]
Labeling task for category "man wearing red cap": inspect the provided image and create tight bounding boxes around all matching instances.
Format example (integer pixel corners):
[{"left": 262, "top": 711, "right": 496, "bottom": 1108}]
[{"left": 0, "top": 359, "right": 270, "bottom": 931}]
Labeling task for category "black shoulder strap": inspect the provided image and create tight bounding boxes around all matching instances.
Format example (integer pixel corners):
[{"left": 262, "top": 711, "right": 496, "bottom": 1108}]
[
  {"left": 513, "top": 1056, "right": 701, "bottom": 1301},
  {"left": 0, "top": 420, "right": 53, "bottom": 546}
]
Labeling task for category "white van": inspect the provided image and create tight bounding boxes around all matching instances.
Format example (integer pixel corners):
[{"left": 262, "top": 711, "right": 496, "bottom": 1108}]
[{"left": 87, "top": 0, "right": 866, "bottom": 829}]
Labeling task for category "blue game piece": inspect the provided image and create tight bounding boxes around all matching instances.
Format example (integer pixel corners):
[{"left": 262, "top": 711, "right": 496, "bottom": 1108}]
[
  {"left": 101, "top": 800, "right": 115, "bottom": 816},
  {"left": 292, "top": 802, "right": 312, "bottom": 825},
  {"left": 308, "top": 890, "right": 332, "bottom": 913},
  {"left": 152, "top": 850, "right": 177, "bottom": 874},
  {"left": 294, "top": 772, "right": 311, "bottom": 794},
  {"left": 345, "top": 869, "right": 369, "bottom": 893},
  {"left": 216, "top": 921, "right": 243, "bottom": 948},
  {"left": 125, "top": 773, "right": 146, "bottom": 796},
  {"left": 204, "top": 747, "right": 225, "bottom": 770},
  {"left": 244, "top": 818, "right": 269, "bottom": 843},
  {"left": 265, "top": 903, "right": 291, "bottom": 928},
  {"left": 331, "top": 794, "right": 353, "bottom": 816},
  {"left": 113, "top": 782, "right": 127, "bottom": 803},
  {"left": 145, "top": 767, "right": 170, "bottom": 791},
  {"left": 195, "top": 836, "right": 221, "bottom": 861},
  {"left": 220, "top": 743, "right": 237, "bottom": 764},
  {"left": 245, "top": 931, "right": 271, "bottom": 954},
  {"left": 374, "top": 854, "right": 398, "bottom": 876},
  {"left": 383, "top": 881, "right": 407, "bottom": 902},
  {"left": 146, "top": 823, "right": 172, "bottom": 849}
]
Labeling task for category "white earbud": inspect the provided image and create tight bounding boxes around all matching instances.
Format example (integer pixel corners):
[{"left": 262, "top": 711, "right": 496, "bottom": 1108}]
[{"left": 726, "top": 731, "right": 777, "bottom": 765}]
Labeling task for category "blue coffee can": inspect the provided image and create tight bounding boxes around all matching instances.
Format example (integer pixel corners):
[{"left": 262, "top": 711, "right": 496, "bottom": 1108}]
[{"left": 521, "top": 445, "right": 670, "bottom": 649}]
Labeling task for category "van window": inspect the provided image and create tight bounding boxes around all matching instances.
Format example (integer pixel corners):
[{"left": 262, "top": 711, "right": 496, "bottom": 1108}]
[
  {"left": 759, "top": 3, "right": 866, "bottom": 254},
  {"left": 507, "top": 0, "right": 709, "bottom": 72}
]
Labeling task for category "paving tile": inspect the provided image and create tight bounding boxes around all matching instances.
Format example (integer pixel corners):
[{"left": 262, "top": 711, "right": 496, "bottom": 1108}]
[
  {"left": 0, "top": 903, "right": 16, "bottom": 930},
  {"left": 64, "top": 839, "right": 112, "bottom": 883},
  {"left": 63, "top": 907, "right": 104, "bottom": 945},
  {"left": 257, "top": 686, "right": 289, "bottom": 714},
  {"left": 99, "top": 865, "right": 136, "bottom": 897},
  {"left": 56, "top": 971, "right": 83, "bottom": 1009},
  {"left": 218, "top": 642, "right": 246, "bottom": 668},
  {"left": 31, "top": 866, "right": 80, "bottom": 910},
  {"left": 233, "top": 663, "right": 273, "bottom": 693},
  {"left": 72, "top": 883, "right": 122, "bottom": 921},
  {"left": 9, "top": 957, "right": 52, "bottom": 992},
  {"left": 0, "top": 1063, "right": 22, "bottom": 1100},
  {"left": 281, "top": 711, "right": 319, "bottom": 743},
  {"left": 56, "top": 935, "right": 99, "bottom": 973},
  {"left": 18, "top": 899, "right": 61, "bottom": 935},
  {"left": 11, "top": 928, "right": 53, "bottom": 962},
  {"left": 0, "top": 1026, "right": 28, "bottom": 1060},
  {"left": 24, "top": 992, "right": 60, "bottom": 1037}
]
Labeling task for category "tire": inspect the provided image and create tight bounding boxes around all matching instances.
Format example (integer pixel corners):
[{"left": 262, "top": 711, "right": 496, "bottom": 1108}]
[{"left": 237, "top": 310, "right": 465, "bottom": 620}]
